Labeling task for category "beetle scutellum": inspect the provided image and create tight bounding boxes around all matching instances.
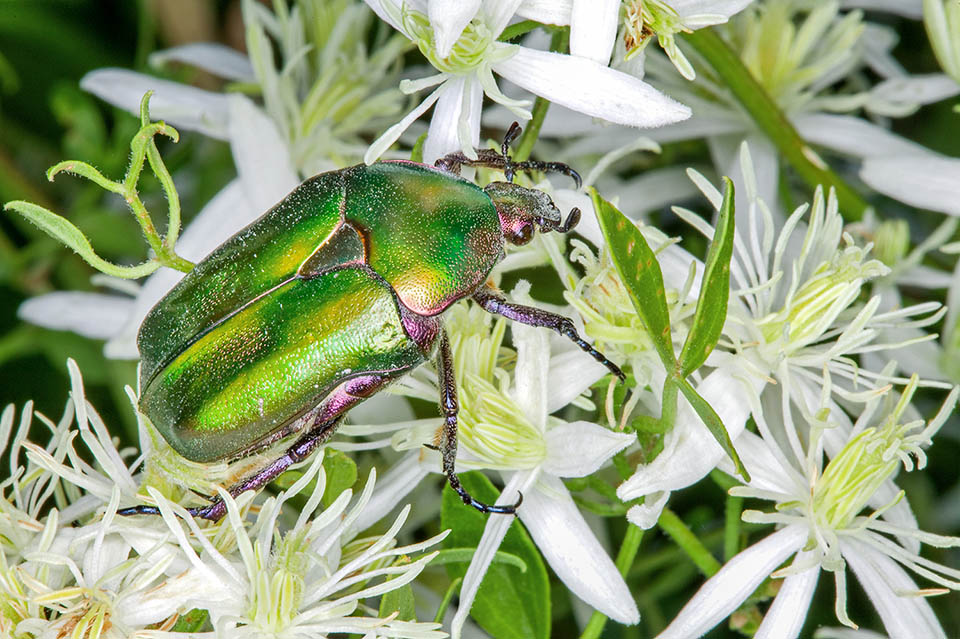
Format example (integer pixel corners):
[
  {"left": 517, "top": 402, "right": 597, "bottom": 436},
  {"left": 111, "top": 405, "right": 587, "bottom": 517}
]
[{"left": 123, "top": 123, "right": 624, "bottom": 521}]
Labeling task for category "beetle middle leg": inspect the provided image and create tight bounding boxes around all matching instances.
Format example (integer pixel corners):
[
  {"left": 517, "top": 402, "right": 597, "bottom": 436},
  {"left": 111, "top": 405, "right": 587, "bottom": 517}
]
[
  {"left": 119, "top": 374, "right": 391, "bottom": 521},
  {"left": 436, "top": 328, "right": 521, "bottom": 515},
  {"left": 472, "top": 287, "right": 626, "bottom": 382}
]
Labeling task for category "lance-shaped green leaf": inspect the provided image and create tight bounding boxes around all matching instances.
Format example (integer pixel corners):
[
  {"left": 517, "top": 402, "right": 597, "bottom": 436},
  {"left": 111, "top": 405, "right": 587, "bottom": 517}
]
[
  {"left": 677, "top": 377, "right": 750, "bottom": 482},
  {"left": 431, "top": 547, "right": 528, "bottom": 572},
  {"left": 3, "top": 200, "right": 159, "bottom": 279},
  {"left": 379, "top": 580, "right": 417, "bottom": 621},
  {"left": 678, "top": 177, "right": 735, "bottom": 377},
  {"left": 590, "top": 187, "right": 676, "bottom": 368}
]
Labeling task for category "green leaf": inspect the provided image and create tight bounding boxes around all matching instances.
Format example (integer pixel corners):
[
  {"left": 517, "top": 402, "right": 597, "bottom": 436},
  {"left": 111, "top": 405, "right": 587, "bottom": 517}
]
[
  {"left": 379, "top": 580, "right": 417, "bottom": 621},
  {"left": 322, "top": 448, "right": 357, "bottom": 508},
  {"left": 590, "top": 188, "right": 676, "bottom": 368},
  {"left": 3, "top": 200, "right": 159, "bottom": 279},
  {"left": 676, "top": 378, "right": 750, "bottom": 482},
  {"left": 410, "top": 131, "right": 428, "bottom": 164},
  {"left": 679, "top": 177, "right": 735, "bottom": 377},
  {"left": 169, "top": 608, "right": 210, "bottom": 632},
  {"left": 431, "top": 547, "right": 528, "bottom": 572},
  {"left": 441, "top": 472, "right": 550, "bottom": 639}
]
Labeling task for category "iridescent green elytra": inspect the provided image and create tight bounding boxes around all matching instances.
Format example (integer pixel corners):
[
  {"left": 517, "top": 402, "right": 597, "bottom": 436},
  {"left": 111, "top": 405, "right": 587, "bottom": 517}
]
[
  {"left": 133, "top": 131, "right": 623, "bottom": 521},
  {"left": 140, "top": 162, "right": 502, "bottom": 462}
]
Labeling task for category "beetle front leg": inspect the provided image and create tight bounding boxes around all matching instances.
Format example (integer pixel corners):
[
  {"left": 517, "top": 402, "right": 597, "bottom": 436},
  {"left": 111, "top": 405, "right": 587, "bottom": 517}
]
[
  {"left": 436, "top": 328, "right": 521, "bottom": 515},
  {"left": 472, "top": 288, "right": 626, "bottom": 382}
]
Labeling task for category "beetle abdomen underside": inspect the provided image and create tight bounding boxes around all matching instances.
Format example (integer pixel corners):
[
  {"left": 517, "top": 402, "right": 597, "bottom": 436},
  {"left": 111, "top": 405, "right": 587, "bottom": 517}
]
[{"left": 139, "top": 266, "right": 425, "bottom": 463}]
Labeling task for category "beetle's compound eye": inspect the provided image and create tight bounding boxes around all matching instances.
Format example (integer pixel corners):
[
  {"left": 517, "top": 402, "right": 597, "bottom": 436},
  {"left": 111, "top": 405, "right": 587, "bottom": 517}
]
[
  {"left": 485, "top": 181, "right": 562, "bottom": 245},
  {"left": 506, "top": 222, "right": 535, "bottom": 246}
]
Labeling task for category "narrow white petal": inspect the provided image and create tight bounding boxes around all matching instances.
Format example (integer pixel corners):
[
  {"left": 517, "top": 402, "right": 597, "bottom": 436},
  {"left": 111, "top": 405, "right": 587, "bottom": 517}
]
[
  {"left": 755, "top": 550, "right": 820, "bottom": 639},
  {"left": 430, "top": 0, "right": 481, "bottom": 58},
  {"left": 542, "top": 422, "right": 635, "bottom": 477},
  {"left": 860, "top": 154, "right": 960, "bottom": 216},
  {"left": 513, "top": 323, "right": 550, "bottom": 431},
  {"left": 19, "top": 293, "right": 133, "bottom": 340},
  {"left": 149, "top": 43, "right": 254, "bottom": 82},
  {"left": 348, "top": 452, "right": 433, "bottom": 535},
  {"left": 842, "top": 538, "right": 946, "bottom": 639},
  {"left": 365, "top": 86, "right": 444, "bottom": 164},
  {"left": 657, "top": 525, "right": 807, "bottom": 639},
  {"left": 871, "top": 73, "right": 960, "bottom": 107},
  {"left": 842, "top": 0, "right": 922, "bottom": 18},
  {"left": 618, "top": 368, "right": 763, "bottom": 500},
  {"left": 519, "top": 474, "right": 639, "bottom": 624},
  {"left": 452, "top": 471, "right": 535, "bottom": 639},
  {"left": 516, "top": 0, "right": 572, "bottom": 25},
  {"left": 569, "top": 0, "right": 619, "bottom": 65},
  {"left": 485, "top": 0, "right": 525, "bottom": 38},
  {"left": 671, "top": 0, "right": 755, "bottom": 20},
  {"left": 792, "top": 113, "right": 928, "bottom": 159},
  {"left": 363, "top": 0, "right": 406, "bottom": 34},
  {"left": 625, "top": 491, "right": 670, "bottom": 529},
  {"left": 227, "top": 94, "right": 300, "bottom": 212},
  {"left": 425, "top": 76, "right": 467, "bottom": 164},
  {"left": 494, "top": 47, "right": 691, "bottom": 128},
  {"left": 81, "top": 69, "right": 230, "bottom": 139},
  {"left": 544, "top": 349, "right": 608, "bottom": 413}
]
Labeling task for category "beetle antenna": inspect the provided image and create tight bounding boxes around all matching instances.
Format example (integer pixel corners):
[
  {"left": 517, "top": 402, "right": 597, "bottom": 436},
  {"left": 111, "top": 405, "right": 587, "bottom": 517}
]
[{"left": 501, "top": 121, "right": 523, "bottom": 183}]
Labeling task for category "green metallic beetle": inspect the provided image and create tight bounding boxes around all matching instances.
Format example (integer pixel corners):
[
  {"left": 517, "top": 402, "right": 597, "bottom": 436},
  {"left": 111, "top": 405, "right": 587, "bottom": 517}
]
[{"left": 124, "top": 124, "right": 623, "bottom": 521}]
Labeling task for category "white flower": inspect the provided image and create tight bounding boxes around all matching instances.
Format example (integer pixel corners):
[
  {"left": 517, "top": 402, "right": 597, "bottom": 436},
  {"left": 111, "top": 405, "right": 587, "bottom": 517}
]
[
  {"left": 657, "top": 377, "right": 960, "bottom": 639},
  {"left": 154, "top": 459, "right": 448, "bottom": 638},
  {"left": 351, "top": 300, "right": 638, "bottom": 635},
  {"left": 363, "top": 0, "right": 691, "bottom": 164},
  {"left": 860, "top": 150, "right": 960, "bottom": 217}
]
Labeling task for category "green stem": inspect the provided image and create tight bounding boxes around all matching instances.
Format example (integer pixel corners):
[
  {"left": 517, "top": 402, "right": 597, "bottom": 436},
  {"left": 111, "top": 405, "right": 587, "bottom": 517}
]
[
  {"left": 513, "top": 28, "right": 568, "bottom": 162},
  {"left": 682, "top": 27, "right": 870, "bottom": 220},
  {"left": 580, "top": 525, "right": 644, "bottom": 639},
  {"left": 657, "top": 508, "right": 721, "bottom": 577}
]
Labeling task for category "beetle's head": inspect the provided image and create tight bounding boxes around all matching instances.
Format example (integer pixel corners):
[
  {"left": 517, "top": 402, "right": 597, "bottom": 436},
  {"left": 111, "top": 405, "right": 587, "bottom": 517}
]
[{"left": 484, "top": 182, "right": 581, "bottom": 246}]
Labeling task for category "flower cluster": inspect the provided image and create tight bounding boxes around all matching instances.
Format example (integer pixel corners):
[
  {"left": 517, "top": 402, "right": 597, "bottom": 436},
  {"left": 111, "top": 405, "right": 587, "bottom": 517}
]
[{"left": 3, "top": 1, "right": 960, "bottom": 638}]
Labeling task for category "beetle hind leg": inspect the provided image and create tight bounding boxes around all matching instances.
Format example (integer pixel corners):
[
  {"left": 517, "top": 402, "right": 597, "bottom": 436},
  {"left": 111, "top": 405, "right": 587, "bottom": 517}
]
[{"left": 436, "top": 328, "right": 520, "bottom": 515}]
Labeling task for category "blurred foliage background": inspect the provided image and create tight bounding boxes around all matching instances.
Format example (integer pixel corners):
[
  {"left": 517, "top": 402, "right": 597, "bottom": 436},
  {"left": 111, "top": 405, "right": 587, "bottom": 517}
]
[{"left": 0, "top": 2, "right": 958, "bottom": 636}]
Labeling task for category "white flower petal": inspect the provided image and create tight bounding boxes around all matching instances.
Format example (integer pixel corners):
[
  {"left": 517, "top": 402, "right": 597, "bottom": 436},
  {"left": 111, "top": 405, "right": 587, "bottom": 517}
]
[
  {"left": 429, "top": 0, "right": 481, "bottom": 58},
  {"left": 618, "top": 367, "right": 762, "bottom": 500},
  {"left": 81, "top": 69, "right": 230, "bottom": 140},
  {"left": 452, "top": 470, "right": 536, "bottom": 639},
  {"left": 842, "top": 537, "right": 946, "bottom": 639},
  {"left": 860, "top": 153, "right": 960, "bottom": 216},
  {"left": 657, "top": 525, "right": 807, "bottom": 639},
  {"left": 625, "top": 491, "right": 671, "bottom": 529},
  {"left": 485, "top": 0, "right": 525, "bottom": 38},
  {"left": 542, "top": 421, "right": 635, "bottom": 477},
  {"left": 544, "top": 349, "right": 609, "bottom": 413},
  {"left": 364, "top": 0, "right": 406, "bottom": 34},
  {"left": 516, "top": 0, "right": 572, "bottom": 25},
  {"left": 569, "top": 0, "right": 619, "bottom": 65},
  {"left": 227, "top": 94, "right": 300, "bottom": 212},
  {"left": 149, "top": 43, "right": 255, "bottom": 82},
  {"left": 842, "top": 0, "right": 922, "bottom": 18},
  {"left": 365, "top": 86, "right": 445, "bottom": 164},
  {"left": 19, "top": 293, "right": 134, "bottom": 340},
  {"left": 871, "top": 73, "right": 960, "bottom": 108},
  {"left": 519, "top": 474, "right": 639, "bottom": 624},
  {"left": 671, "top": 0, "right": 755, "bottom": 20},
  {"left": 425, "top": 76, "right": 467, "bottom": 164},
  {"left": 493, "top": 47, "right": 691, "bottom": 128},
  {"left": 792, "top": 113, "right": 928, "bottom": 159},
  {"left": 513, "top": 323, "right": 550, "bottom": 431},
  {"left": 755, "top": 550, "right": 820, "bottom": 639}
]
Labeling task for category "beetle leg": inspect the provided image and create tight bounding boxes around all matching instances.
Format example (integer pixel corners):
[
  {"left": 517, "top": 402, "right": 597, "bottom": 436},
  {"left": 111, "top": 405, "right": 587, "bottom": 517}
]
[
  {"left": 436, "top": 328, "right": 521, "bottom": 515},
  {"left": 119, "top": 374, "right": 392, "bottom": 522},
  {"left": 472, "top": 288, "right": 626, "bottom": 382}
]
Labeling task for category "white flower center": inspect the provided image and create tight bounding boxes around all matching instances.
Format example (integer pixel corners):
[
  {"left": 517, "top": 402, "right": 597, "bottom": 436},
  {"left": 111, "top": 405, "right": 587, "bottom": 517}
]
[{"left": 403, "top": 10, "right": 495, "bottom": 75}]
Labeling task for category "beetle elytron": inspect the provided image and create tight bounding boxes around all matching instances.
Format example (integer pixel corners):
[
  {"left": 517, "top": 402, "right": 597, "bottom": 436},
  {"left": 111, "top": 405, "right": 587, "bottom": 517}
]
[{"left": 122, "top": 123, "right": 623, "bottom": 521}]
